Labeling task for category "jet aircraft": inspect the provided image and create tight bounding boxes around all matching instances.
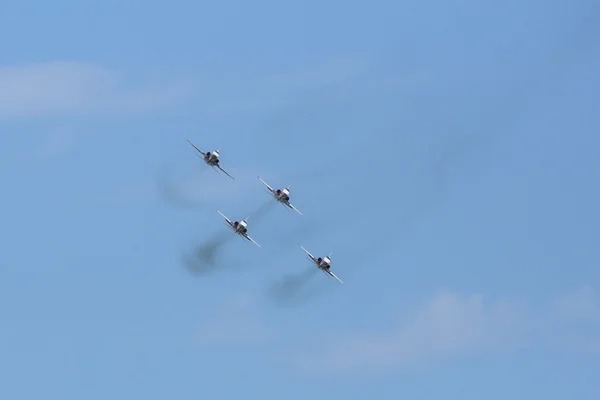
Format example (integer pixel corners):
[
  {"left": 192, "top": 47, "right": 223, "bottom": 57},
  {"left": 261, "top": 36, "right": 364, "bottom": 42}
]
[
  {"left": 217, "top": 210, "right": 261, "bottom": 247},
  {"left": 300, "top": 245, "right": 343, "bottom": 283},
  {"left": 257, "top": 176, "right": 303, "bottom": 215},
  {"left": 187, "top": 139, "right": 235, "bottom": 180}
]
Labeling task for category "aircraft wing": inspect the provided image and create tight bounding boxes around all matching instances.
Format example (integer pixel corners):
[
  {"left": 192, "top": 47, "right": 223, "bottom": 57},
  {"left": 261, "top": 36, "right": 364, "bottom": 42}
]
[
  {"left": 300, "top": 245, "right": 317, "bottom": 263},
  {"left": 243, "top": 233, "right": 261, "bottom": 248},
  {"left": 216, "top": 210, "right": 234, "bottom": 227},
  {"left": 216, "top": 165, "right": 235, "bottom": 180},
  {"left": 285, "top": 201, "right": 303, "bottom": 216},
  {"left": 257, "top": 176, "right": 275, "bottom": 193},
  {"left": 325, "top": 269, "right": 343, "bottom": 284},
  {"left": 187, "top": 139, "right": 206, "bottom": 156}
]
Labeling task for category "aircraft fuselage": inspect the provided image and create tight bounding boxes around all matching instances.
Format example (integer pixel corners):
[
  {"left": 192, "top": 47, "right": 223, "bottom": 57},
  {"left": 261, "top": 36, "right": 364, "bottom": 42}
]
[
  {"left": 274, "top": 188, "right": 290, "bottom": 202},
  {"left": 232, "top": 220, "right": 248, "bottom": 234},
  {"left": 315, "top": 256, "right": 331, "bottom": 269},
  {"left": 204, "top": 151, "right": 220, "bottom": 166}
]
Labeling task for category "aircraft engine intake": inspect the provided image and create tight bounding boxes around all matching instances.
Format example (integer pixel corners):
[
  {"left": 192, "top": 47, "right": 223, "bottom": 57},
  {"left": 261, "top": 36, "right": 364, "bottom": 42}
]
[{"left": 317, "top": 257, "right": 322, "bottom": 263}]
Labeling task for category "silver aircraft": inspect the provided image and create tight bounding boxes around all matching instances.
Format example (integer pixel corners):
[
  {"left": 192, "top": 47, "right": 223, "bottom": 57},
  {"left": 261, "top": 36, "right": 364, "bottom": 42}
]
[
  {"left": 217, "top": 210, "right": 261, "bottom": 247},
  {"left": 257, "top": 176, "right": 303, "bottom": 215},
  {"left": 300, "top": 245, "right": 343, "bottom": 283},
  {"left": 187, "top": 139, "right": 234, "bottom": 180}
]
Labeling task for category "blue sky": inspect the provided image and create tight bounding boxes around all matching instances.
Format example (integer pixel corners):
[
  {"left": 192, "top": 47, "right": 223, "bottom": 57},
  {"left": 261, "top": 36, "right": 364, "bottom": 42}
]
[{"left": 1, "top": 0, "right": 599, "bottom": 399}]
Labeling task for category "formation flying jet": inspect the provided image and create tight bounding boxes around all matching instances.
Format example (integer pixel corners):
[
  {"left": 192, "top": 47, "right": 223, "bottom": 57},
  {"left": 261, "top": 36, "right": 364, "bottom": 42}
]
[
  {"left": 187, "top": 139, "right": 235, "bottom": 180},
  {"left": 257, "top": 176, "right": 303, "bottom": 215},
  {"left": 217, "top": 210, "right": 261, "bottom": 247},
  {"left": 300, "top": 245, "right": 343, "bottom": 283}
]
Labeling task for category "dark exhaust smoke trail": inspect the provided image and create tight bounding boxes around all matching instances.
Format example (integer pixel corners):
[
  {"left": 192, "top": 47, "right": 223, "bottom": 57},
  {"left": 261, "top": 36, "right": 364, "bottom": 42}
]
[
  {"left": 182, "top": 230, "right": 232, "bottom": 276},
  {"left": 155, "top": 167, "right": 206, "bottom": 210},
  {"left": 248, "top": 200, "right": 277, "bottom": 224},
  {"left": 266, "top": 267, "right": 327, "bottom": 307},
  {"left": 181, "top": 200, "right": 277, "bottom": 277}
]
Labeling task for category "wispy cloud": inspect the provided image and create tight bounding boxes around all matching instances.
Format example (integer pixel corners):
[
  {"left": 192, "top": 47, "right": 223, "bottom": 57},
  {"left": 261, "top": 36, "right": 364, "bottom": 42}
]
[
  {"left": 184, "top": 287, "right": 599, "bottom": 375},
  {"left": 554, "top": 285, "right": 599, "bottom": 321},
  {"left": 545, "top": 286, "right": 600, "bottom": 352},
  {"left": 0, "top": 61, "right": 196, "bottom": 119},
  {"left": 291, "top": 286, "right": 600, "bottom": 374},
  {"left": 0, "top": 56, "right": 424, "bottom": 122},
  {"left": 295, "top": 292, "right": 520, "bottom": 373}
]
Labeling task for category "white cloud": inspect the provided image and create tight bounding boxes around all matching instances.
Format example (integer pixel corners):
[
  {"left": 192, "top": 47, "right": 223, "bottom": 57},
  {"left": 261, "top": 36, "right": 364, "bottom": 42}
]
[
  {"left": 293, "top": 287, "right": 599, "bottom": 374},
  {"left": 554, "top": 285, "right": 599, "bottom": 321},
  {"left": 0, "top": 57, "right": 421, "bottom": 122},
  {"left": 0, "top": 61, "right": 196, "bottom": 119},
  {"left": 182, "top": 287, "right": 599, "bottom": 374},
  {"left": 294, "top": 292, "right": 521, "bottom": 373},
  {"left": 545, "top": 286, "right": 600, "bottom": 352}
]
